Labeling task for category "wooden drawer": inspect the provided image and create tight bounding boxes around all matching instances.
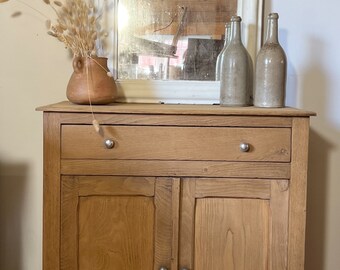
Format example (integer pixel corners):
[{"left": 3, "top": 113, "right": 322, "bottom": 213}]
[{"left": 61, "top": 125, "right": 291, "bottom": 162}]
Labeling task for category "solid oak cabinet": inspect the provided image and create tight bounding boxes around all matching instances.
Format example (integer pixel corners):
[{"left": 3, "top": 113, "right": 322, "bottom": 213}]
[{"left": 38, "top": 102, "right": 315, "bottom": 270}]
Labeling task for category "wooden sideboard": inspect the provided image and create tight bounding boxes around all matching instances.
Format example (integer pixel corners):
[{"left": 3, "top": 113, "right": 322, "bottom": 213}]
[{"left": 38, "top": 102, "right": 315, "bottom": 270}]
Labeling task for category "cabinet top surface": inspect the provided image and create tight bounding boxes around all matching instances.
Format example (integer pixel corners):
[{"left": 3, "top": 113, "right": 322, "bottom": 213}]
[{"left": 37, "top": 101, "right": 316, "bottom": 117}]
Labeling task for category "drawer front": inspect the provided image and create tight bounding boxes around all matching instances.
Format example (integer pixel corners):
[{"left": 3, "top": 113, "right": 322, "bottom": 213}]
[{"left": 61, "top": 125, "right": 291, "bottom": 162}]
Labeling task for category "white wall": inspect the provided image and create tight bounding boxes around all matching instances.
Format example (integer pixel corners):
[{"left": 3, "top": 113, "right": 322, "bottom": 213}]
[
  {"left": 0, "top": 1, "right": 69, "bottom": 269},
  {"left": 0, "top": 0, "right": 339, "bottom": 269},
  {"left": 266, "top": 1, "right": 340, "bottom": 269}
]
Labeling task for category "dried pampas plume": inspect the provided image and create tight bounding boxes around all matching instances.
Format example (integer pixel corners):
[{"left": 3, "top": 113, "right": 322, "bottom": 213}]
[
  {"left": 43, "top": 0, "right": 110, "bottom": 57},
  {"left": 11, "top": 11, "right": 22, "bottom": 17},
  {"left": 92, "top": 119, "right": 100, "bottom": 133},
  {"left": 53, "top": 1, "right": 62, "bottom": 7},
  {"left": 1, "top": 0, "right": 112, "bottom": 58}
]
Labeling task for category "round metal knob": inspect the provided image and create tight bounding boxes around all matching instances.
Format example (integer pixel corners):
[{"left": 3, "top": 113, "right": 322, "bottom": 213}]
[
  {"left": 240, "top": 143, "right": 250, "bottom": 152},
  {"left": 159, "top": 267, "right": 168, "bottom": 270},
  {"left": 104, "top": 139, "right": 115, "bottom": 149}
]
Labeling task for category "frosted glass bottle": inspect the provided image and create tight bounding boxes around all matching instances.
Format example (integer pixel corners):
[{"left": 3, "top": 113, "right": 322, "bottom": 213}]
[
  {"left": 254, "top": 13, "right": 287, "bottom": 107},
  {"left": 215, "top": 23, "right": 231, "bottom": 81},
  {"left": 220, "top": 16, "right": 250, "bottom": 106}
]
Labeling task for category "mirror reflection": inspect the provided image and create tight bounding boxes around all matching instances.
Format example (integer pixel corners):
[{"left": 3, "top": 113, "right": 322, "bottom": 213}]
[{"left": 117, "top": 0, "right": 238, "bottom": 81}]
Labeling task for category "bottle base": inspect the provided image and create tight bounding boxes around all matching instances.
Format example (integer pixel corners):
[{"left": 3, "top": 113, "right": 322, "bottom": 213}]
[
  {"left": 220, "top": 104, "right": 251, "bottom": 107},
  {"left": 253, "top": 104, "right": 285, "bottom": 108}
]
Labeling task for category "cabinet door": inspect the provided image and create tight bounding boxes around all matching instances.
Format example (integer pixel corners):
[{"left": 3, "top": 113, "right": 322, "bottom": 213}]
[
  {"left": 179, "top": 178, "right": 289, "bottom": 270},
  {"left": 61, "top": 176, "right": 180, "bottom": 270}
]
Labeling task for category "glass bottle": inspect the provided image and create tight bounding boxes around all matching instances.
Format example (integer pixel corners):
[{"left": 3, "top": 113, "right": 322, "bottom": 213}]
[
  {"left": 215, "top": 23, "right": 231, "bottom": 81},
  {"left": 254, "top": 13, "right": 287, "bottom": 107},
  {"left": 220, "top": 16, "right": 251, "bottom": 106}
]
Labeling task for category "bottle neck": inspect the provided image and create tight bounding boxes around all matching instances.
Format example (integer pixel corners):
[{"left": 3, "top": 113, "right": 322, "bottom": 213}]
[
  {"left": 266, "top": 18, "right": 279, "bottom": 43},
  {"left": 230, "top": 20, "right": 242, "bottom": 43},
  {"left": 223, "top": 23, "right": 231, "bottom": 46}
]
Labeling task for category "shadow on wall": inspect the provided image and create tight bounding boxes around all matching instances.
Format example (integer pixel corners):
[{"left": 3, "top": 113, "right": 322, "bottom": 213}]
[
  {"left": 305, "top": 129, "right": 331, "bottom": 270},
  {"left": 0, "top": 161, "right": 28, "bottom": 270},
  {"left": 301, "top": 37, "right": 339, "bottom": 270}
]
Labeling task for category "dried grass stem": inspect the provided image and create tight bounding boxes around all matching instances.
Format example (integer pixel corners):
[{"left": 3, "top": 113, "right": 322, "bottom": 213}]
[{"left": 45, "top": 0, "right": 107, "bottom": 57}]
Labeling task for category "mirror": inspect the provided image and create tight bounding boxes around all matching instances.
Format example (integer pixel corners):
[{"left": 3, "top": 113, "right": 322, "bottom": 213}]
[
  {"left": 117, "top": 0, "right": 239, "bottom": 81},
  {"left": 111, "top": 0, "right": 264, "bottom": 103}
]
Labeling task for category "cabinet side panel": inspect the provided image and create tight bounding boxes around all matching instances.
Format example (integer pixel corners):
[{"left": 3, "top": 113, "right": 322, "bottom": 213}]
[
  {"left": 288, "top": 117, "right": 310, "bottom": 270},
  {"left": 195, "top": 198, "right": 269, "bottom": 270},
  {"left": 43, "top": 113, "right": 61, "bottom": 270}
]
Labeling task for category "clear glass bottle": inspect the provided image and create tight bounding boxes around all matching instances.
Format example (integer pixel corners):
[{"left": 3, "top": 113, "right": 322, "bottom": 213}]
[
  {"left": 215, "top": 23, "right": 231, "bottom": 81},
  {"left": 220, "top": 16, "right": 251, "bottom": 106},
  {"left": 254, "top": 13, "right": 287, "bottom": 107}
]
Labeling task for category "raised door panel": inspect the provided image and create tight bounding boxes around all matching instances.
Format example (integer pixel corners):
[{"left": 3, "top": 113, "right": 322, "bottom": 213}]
[
  {"left": 61, "top": 176, "right": 180, "bottom": 270},
  {"left": 78, "top": 196, "right": 154, "bottom": 269},
  {"left": 195, "top": 198, "right": 269, "bottom": 269},
  {"left": 179, "top": 178, "right": 289, "bottom": 270}
]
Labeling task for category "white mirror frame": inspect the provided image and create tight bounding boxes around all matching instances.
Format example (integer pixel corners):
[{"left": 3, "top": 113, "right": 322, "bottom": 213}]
[{"left": 114, "top": 0, "right": 264, "bottom": 104}]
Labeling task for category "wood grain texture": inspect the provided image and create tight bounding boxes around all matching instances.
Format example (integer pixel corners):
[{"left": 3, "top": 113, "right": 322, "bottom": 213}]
[
  {"left": 270, "top": 180, "right": 289, "bottom": 270},
  {"left": 37, "top": 101, "right": 316, "bottom": 117},
  {"left": 181, "top": 178, "right": 291, "bottom": 270},
  {"left": 62, "top": 125, "right": 291, "bottom": 162},
  {"left": 61, "top": 160, "right": 291, "bottom": 179},
  {"left": 171, "top": 178, "right": 180, "bottom": 270},
  {"left": 154, "top": 178, "right": 180, "bottom": 270},
  {"left": 288, "top": 118, "right": 310, "bottom": 270},
  {"left": 77, "top": 176, "right": 155, "bottom": 197},
  {"left": 78, "top": 196, "right": 154, "bottom": 269},
  {"left": 43, "top": 113, "right": 61, "bottom": 270},
  {"left": 60, "top": 113, "right": 292, "bottom": 127},
  {"left": 179, "top": 179, "right": 196, "bottom": 269},
  {"left": 195, "top": 178, "right": 271, "bottom": 199},
  {"left": 61, "top": 176, "right": 158, "bottom": 270},
  {"left": 195, "top": 198, "right": 269, "bottom": 270},
  {"left": 40, "top": 105, "right": 313, "bottom": 270},
  {"left": 60, "top": 177, "right": 79, "bottom": 270}
]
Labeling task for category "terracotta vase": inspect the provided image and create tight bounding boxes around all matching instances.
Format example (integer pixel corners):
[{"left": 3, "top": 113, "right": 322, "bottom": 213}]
[{"left": 66, "top": 57, "right": 117, "bottom": 105}]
